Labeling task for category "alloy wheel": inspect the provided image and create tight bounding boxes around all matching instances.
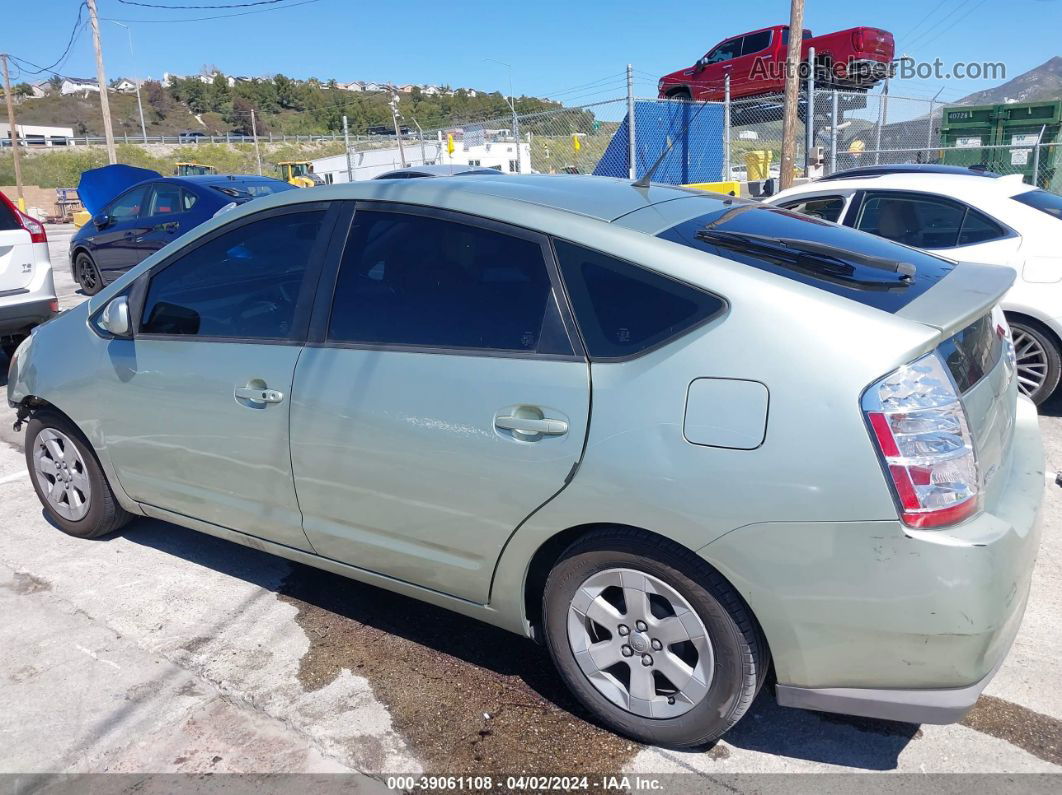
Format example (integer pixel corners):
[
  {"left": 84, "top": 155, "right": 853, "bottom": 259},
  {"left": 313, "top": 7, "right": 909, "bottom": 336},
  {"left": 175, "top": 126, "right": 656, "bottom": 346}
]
[
  {"left": 1012, "top": 326, "right": 1049, "bottom": 398},
  {"left": 566, "top": 567, "right": 713, "bottom": 718},
  {"left": 32, "top": 428, "right": 92, "bottom": 522},
  {"left": 78, "top": 258, "right": 99, "bottom": 292}
]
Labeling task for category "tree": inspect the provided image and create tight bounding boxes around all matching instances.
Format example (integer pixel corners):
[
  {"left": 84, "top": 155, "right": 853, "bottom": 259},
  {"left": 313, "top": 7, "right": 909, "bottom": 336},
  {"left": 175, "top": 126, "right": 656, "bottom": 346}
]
[
  {"left": 48, "top": 75, "right": 63, "bottom": 94},
  {"left": 13, "top": 83, "right": 33, "bottom": 99},
  {"left": 205, "top": 73, "right": 231, "bottom": 113},
  {"left": 142, "top": 80, "right": 172, "bottom": 121},
  {"left": 225, "top": 96, "right": 263, "bottom": 136},
  {"left": 273, "top": 74, "right": 301, "bottom": 111}
]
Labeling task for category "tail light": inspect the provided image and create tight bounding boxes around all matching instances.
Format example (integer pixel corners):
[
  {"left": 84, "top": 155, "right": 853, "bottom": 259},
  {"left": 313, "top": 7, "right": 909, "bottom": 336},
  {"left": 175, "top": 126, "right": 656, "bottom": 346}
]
[
  {"left": 18, "top": 211, "right": 47, "bottom": 244},
  {"left": 852, "top": 29, "right": 866, "bottom": 51},
  {"left": 863, "top": 352, "right": 979, "bottom": 528}
]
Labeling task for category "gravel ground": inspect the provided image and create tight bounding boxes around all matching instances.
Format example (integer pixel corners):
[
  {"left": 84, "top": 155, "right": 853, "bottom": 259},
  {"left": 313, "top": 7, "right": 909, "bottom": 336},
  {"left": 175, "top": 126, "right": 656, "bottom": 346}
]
[{"left": 1, "top": 225, "right": 1060, "bottom": 782}]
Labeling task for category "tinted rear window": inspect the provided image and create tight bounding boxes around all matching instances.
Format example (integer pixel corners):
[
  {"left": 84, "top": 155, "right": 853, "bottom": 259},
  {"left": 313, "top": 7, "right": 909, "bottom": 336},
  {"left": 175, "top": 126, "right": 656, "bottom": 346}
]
[
  {"left": 657, "top": 204, "right": 957, "bottom": 313},
  {"left": 937, "top": 313, "right": 1001, "bottom": 393},
  {"left": 211, "top": 181, "right": 294, "bottom": 201},
  {"left": 0, "top": 198, "right": 19, "bottom": 231},
  {"left": 1012, "top": 189, "right": 1062, "bottom": 221}
]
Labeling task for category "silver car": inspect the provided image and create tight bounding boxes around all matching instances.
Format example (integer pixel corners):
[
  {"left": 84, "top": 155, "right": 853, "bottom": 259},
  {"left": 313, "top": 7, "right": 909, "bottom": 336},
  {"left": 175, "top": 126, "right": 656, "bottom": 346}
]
[{"left": 7, "top": 176, "right": 1044, "bottom": 748}]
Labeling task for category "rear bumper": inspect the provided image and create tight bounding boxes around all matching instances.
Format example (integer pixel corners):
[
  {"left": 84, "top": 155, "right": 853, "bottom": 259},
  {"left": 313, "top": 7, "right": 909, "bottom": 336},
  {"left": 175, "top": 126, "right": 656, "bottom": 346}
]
[
  {"left": 0, "top": 298, "right": 57, "bottom": 337},
  {"left": 774, "top": 616, "right": 1016, "bottom": 724},
  {"left": 701, "top": 396, "right": 1044, "bottom": 724}
]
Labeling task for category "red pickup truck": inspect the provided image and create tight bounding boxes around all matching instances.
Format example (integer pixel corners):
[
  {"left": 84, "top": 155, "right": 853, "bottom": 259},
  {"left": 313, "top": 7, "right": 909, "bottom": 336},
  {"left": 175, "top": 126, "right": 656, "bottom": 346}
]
[{"left": 658, "top": 25, "right": 894, "bottom": 101}]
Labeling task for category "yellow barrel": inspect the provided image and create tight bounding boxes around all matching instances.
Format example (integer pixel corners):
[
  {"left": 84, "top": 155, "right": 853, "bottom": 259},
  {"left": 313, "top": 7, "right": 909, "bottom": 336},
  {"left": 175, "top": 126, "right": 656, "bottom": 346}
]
[{"left": 744, "top": 150, "right": 773, "bottom": 181}]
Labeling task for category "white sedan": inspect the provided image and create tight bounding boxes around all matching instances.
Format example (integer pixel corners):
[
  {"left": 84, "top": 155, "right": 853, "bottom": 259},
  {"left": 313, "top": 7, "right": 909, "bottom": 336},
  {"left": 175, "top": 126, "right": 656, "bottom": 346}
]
[{"left": 769, "top": 165, "right": 1062, "bottom": 403}]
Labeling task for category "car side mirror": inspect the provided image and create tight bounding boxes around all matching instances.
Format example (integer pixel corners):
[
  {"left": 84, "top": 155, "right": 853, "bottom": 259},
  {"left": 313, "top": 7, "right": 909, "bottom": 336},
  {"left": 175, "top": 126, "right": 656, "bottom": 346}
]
[
  {"left": 93, "top": 213, "right": 111, "bottom": 229},
  {"left": 99, "top": 296, "right": 131, "bottom": 337},
  {"left": 694, "top": 58, "right": 707, "bottom": 73}
]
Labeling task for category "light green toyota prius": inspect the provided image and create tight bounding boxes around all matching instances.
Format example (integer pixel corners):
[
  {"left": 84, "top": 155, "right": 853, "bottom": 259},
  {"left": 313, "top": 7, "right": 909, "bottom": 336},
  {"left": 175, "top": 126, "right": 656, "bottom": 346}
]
[{"left": 7, "top": 175, "right": 1044, "bottom": 748}]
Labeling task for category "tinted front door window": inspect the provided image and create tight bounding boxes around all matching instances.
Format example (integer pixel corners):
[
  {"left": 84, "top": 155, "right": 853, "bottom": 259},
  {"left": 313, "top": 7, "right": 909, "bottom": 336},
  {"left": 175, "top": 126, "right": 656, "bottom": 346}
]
[
  {"left": 141, "top": 210, "right": 325, "bottom": 339},
  {"left": 107, "top": 186, "right": 148, "bottom": 221}
]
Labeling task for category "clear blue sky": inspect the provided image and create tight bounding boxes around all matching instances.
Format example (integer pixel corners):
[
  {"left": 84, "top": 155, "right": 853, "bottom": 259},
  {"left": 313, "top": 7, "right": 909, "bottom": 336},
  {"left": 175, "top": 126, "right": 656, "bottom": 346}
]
[{"left": 5, "top": 0, "right": 1060, "bottom": 105}]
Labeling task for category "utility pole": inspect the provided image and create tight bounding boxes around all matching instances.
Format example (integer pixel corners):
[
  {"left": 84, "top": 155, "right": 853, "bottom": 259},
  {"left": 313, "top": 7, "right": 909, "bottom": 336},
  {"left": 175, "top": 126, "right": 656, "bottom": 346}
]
[
  {"left": 485, "top": 58, "right": 520, "bottom": 173},
  {"left": 110, "top": 22, "right": 147, "bottom": 143},
  {"left": 389, "top": 92, "right": 406, "bottom": 168},
  {"left": 250, "top": 109, "right": 263, "bottom": 175},
  {"left": 342, "top": 115, "right": 353, "bottom": 182},
  {"left": 411, "top": 117, "right": 426, "bottom": 166},
  {"left": 779, "top": 0, "right": 805, "bottom": 190},
  {"left": 626, "top": 63, "right": 637, "bottom": 179},
  {"left": 87, "top": 0, "right": 117, "bottom": 164},
  {"left": 0, "top": 54, "right": 25, "bottom": 209}
]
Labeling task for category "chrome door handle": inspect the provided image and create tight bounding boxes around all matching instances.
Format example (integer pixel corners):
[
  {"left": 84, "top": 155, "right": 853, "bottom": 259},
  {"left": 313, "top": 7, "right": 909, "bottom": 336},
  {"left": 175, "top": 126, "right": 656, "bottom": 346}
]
[
  {"left": 495, "top": 415, "right": 568, "bottom": 436},
  {"left": 235, "top": 386, "right": 285, "bottom": 404}
]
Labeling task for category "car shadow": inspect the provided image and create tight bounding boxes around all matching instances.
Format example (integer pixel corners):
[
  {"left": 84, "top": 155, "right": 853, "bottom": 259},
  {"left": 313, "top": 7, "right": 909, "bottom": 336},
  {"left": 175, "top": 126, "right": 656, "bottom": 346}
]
[
  {"left": 1038, "top": 390, "right": 1062, "bottom": 419},
  {"left": 119, "top": 515, "right": 919, "bottom": 770}
]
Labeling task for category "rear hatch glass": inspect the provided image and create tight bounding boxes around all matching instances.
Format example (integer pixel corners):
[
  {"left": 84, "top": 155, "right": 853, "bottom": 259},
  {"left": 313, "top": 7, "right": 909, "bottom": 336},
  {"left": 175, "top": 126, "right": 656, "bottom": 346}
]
[
  {"left": 210, "top": 181, "right": 294, "bottom": 202},
  {"left": 657, "top": 204, "right": 957, "bottom": 313},
  {"left": 0, "top": 200, "right": 32, "bottom": 293}
]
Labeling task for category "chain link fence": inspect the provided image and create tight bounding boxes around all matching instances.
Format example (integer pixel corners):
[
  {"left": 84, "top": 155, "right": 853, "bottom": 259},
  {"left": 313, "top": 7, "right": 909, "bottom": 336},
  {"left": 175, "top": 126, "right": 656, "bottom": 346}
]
[{"left": 15, "top": 84, "right": 1061, "bottom": 194}]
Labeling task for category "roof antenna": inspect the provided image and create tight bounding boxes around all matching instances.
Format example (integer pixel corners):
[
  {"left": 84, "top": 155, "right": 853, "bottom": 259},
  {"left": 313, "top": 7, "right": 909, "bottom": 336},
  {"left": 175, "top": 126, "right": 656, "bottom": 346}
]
[{"left": 633, "top": 96, "right": 718, "bottom": 188}]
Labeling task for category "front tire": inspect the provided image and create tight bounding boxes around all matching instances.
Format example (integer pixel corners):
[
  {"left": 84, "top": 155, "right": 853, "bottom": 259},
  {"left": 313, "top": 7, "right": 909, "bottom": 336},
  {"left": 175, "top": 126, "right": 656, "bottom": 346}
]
[
  {"left": 25, "top": 411, "right": 131, "bottom": 538},
  {"left": 543, "top": 529, "right": 768, "bottom": 748},
  {"left": 1008, "top": 317, "right": 1061, "bottom": 405},
  {"left": 75, "top": 252, "right": 103, "bottom": 296}
]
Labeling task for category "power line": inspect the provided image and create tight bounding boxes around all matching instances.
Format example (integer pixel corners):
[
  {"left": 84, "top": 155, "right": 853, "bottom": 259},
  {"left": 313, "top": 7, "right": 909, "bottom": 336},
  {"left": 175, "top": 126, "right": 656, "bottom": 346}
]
[
  {"left": 9, "top": 2, "right": 87, "bottom": 76},
  {"left": 105, "top": 0, "right": 319, "bottom": 23},
  {"left": 116, "top": 0, "right": 297, "bottom": 8},
  {"left": 895, "top": 0, "right": 955, "bottom": 49},
  {"left": 907, "top": 0, "right": 991, "bottom": 54}
]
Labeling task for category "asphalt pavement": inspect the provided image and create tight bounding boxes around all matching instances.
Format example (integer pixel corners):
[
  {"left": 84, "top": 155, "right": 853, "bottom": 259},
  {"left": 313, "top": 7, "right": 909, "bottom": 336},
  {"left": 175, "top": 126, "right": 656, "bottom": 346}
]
[{"left": 0, "top": 226, "right": 1060, "bottom": 780}]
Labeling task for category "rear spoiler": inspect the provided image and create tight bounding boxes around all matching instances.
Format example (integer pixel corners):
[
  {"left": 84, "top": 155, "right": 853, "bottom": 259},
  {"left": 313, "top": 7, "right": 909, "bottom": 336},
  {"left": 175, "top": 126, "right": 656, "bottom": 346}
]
[{"left": 896, "top": 261, "right": 1015, "bottom": 338}]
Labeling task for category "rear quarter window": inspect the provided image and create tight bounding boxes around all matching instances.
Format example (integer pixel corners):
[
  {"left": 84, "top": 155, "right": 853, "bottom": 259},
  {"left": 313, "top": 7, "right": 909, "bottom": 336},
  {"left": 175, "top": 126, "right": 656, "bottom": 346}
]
[{"left": 554, "top": 240, "right": 725, "bottom": 359}]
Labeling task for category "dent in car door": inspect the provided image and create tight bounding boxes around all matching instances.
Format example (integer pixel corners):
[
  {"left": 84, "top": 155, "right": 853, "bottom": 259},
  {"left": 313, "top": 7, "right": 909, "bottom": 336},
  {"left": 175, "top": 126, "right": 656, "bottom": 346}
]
[
  {"left": 99, "top": 204, "right": 336, "bottom": 550},
  {"left": 290, "top": 203, "right": 590, "bottom": 603}
]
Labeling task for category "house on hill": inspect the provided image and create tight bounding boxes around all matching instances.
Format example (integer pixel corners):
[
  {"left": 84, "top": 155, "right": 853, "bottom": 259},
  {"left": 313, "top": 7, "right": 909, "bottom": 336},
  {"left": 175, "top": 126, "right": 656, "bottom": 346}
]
[{"left": 60, "top": 77, "right": 99, "bottom": 96}]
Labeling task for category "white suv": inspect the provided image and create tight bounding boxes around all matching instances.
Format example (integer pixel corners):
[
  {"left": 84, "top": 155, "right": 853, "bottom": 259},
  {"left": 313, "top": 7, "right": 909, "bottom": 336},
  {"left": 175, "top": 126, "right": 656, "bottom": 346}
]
[
  {"left": 769, "top": 165, "right": 1062, "bottom": 403},
  {"left": 0, "top": 192, "right": 57, "bottom": 360}
]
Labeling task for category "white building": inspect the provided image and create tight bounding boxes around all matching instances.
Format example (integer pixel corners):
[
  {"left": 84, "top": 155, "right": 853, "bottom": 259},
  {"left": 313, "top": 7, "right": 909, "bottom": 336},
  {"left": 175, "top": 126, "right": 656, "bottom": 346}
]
[
  {"left": 60, "top": 78, "right": 99, "bottom": 96},
  {"left": 311, "top": 137, "right": 532, "bottom": 183},
  {"left": 112, "top": 78, "right": 138, "bottom": 94},
  {"left": 1, "top": 123, "right": 74, "bottom": 147}
]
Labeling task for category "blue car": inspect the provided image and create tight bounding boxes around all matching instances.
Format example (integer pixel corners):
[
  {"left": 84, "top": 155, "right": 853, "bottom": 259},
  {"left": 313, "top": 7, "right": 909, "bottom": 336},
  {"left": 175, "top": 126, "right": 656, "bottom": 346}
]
[{"left": 71, "top": 166, "right": 295, "bottom": 295}]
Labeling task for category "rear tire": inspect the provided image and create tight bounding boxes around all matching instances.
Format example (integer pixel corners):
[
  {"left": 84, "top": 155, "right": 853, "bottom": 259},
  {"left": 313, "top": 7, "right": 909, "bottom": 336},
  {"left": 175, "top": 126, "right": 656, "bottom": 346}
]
[
  {"left": 1008, "top": 317, "right": 1061, "bottom": 405},
  {"left": 543, "top": 528, "right": 768, "bottom": 748},
  {"left": 75, "top": 252, "right": 103, "bottom": 296},
  {"left": 1, "top": 337, "right": 22, "bottom": 361},
  {"left": 25, "top": 411, "right": 131, "bottom": 539}
]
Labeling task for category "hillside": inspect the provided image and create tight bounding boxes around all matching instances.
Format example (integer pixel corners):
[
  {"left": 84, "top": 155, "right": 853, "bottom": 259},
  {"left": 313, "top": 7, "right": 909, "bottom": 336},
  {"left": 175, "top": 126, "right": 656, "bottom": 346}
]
[
  {"left": 953, "top": 56, "right": 1062, "bottom": 106},
  {"left": 11, "top": 75, "right": 581, "bottom": 139}
]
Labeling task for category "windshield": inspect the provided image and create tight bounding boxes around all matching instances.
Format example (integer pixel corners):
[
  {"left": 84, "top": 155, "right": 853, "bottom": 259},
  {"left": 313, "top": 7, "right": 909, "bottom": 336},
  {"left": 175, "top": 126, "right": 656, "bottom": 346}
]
[
  {"left": 657, "top": 203, "right": 957, "bottom": 313},
  {"left": 1012, "top": 189, "right": 1062, "bottom": 221},
  {"left": 211, "top": 181, "right": 295, "bottom": 201}
]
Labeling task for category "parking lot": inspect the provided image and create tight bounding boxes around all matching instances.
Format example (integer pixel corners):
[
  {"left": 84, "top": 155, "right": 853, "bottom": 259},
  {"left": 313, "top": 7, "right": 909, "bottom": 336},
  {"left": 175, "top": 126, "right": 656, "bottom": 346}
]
[{"left": 1, "top": 226, "right": 1061, "bottom": 780}]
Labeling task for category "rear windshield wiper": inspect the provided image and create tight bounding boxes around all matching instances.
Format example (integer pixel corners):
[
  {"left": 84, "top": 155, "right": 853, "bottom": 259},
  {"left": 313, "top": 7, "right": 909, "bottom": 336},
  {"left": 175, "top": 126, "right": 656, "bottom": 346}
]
[{"left": 695, "top": 229, "right": 916, "bottom": 288}]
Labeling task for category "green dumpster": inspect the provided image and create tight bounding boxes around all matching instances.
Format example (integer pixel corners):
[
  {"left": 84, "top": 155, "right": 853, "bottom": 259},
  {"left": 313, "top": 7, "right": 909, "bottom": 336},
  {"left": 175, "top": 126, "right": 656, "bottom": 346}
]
[{"left": 941, "top": 100, "right": 1062, "bottom": 191}]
